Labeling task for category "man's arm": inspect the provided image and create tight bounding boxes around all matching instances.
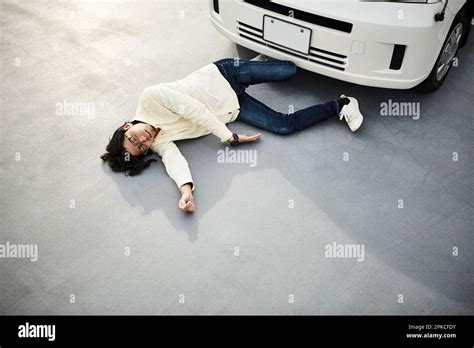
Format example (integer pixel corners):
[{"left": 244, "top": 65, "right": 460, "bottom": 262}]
[
  {"left": 150, "top": 85, "right": 233, "bottom": 143},
  {"left": 152, "top": 142, "right": 196, "bottom": 213},
  {"left": 153, "top": 141, "right": 195, "bottom": 192}
]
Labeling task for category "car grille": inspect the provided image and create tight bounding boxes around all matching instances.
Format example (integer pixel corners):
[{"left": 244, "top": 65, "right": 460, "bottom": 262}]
[
  {"left": 237, "top": 21, "right": 348, "bottom": 71},
  {"left": 243, "top": 0, "right": 353, "bottom": 34}
]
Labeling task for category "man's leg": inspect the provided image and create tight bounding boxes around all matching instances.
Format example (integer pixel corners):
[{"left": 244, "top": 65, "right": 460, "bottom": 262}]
[
  {"left": 213, "top": 58, "right": 297, "bottom": 92},
  {"left": 236, "top": 92, "right": 339, "bottom": 135},
  {"left": 234, "top": 59, "right": 297, "bottom": 88},
  {"left": 213, "top": 58, "right": 363, "bottom": 132}
]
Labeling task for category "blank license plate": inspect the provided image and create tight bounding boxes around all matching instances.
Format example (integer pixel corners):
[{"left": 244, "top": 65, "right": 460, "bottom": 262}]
[{"left": 263, "top": 15, "right": 311, "bottom": 54}]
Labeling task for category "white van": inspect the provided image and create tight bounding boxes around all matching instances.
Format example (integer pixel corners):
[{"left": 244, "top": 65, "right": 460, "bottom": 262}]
[{"left": 209, "top": 0, "right": 472, "bottom": 92}]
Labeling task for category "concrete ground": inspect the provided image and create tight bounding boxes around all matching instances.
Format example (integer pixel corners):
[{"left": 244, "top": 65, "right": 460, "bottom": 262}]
[{"left": 1, "top": 0, "right": 472, "bottom": 315}]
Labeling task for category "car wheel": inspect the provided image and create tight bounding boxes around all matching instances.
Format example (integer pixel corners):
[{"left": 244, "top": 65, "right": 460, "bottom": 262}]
[{"left": 416, "top": 8, "right": 468, "bottom": 93}]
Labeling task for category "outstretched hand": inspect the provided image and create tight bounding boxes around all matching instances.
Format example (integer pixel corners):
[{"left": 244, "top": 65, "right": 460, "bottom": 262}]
[{"left": 227, "top": 133, "right": 261, "bottom": 144}]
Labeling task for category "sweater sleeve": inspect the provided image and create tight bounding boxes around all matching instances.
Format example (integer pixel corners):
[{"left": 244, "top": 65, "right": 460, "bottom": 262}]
[
  {"left": 151, "top": 85, "right": 232, "bottom": 143},
  {"left": 152, "top": 141, "right": 195, "bottom": 192}
]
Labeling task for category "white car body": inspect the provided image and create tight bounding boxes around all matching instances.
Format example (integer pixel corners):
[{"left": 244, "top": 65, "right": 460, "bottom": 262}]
[{"left": 209, "top": 0, "right": 468, "bottom": 89}]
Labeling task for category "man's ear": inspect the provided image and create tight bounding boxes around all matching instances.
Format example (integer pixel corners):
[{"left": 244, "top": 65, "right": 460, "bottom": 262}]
[{"left": 122, "top": 122, "right": 133, "bottom": 130}]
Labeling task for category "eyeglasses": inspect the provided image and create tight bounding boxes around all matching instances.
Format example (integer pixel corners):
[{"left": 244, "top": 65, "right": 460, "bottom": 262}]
[{"left": 125, "top": 134, "right": 149, "bottom": 155}]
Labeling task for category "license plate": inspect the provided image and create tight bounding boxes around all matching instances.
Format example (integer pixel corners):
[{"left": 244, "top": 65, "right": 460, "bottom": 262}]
[{"left": 263, "top": 15, "right": 311, "bottom": 55}]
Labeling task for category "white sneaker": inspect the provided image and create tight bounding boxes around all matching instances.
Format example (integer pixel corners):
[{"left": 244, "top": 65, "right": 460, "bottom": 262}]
[
  {"left": 250, "top": 54, "right": 270, "bottom": 61},
  {"left": 338, "top": 94, "right": 363, "bottom": 132}
]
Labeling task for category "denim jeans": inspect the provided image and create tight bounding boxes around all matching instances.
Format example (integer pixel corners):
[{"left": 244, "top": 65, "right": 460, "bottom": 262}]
[{"left": 213, "top": 58, "right": 339, "bottom": 135}]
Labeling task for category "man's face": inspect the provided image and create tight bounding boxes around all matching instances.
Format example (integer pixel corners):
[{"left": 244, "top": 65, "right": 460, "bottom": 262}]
[{"left": 122, "top": 122, "right": 159, "bottom": 156}]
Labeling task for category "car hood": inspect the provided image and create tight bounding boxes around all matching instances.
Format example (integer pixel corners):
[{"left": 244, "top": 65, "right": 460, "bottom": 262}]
[{"left": 259, "top": 0, "right": 442, "bottom": 25}]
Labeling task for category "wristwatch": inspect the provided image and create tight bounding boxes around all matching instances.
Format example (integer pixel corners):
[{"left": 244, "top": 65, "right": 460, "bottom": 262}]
[{"left": 230, "top": 133, "right": 239, "bottom": 146}]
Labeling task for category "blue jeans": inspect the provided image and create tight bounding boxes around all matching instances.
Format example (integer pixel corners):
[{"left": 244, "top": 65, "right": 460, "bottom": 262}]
[{"left": 213, "top": 58, "right": 339, "bottom": 135}]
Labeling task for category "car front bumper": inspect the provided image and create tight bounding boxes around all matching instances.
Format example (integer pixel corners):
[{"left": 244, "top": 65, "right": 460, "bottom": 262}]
[{"left": 210, "top": 0, "right": 457, "bottom": 89}]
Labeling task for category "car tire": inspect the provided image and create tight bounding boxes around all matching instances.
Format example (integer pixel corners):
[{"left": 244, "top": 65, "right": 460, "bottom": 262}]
[{"left": 416, "top": 8, "right": 469, "bottom": 93}]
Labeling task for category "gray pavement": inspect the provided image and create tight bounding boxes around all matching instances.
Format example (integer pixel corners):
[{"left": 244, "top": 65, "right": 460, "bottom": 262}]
[{"left": 1, "top": 0, "right": 473, "bottom": 315}]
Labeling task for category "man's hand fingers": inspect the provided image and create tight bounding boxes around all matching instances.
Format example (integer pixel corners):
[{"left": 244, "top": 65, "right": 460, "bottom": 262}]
[
  {"left": 184, "top": 201, "right": 195, "bottom": 213},
  {"left": 179, "top": 198, "right": 188, "bottom": 210},
  {"left": 179, "top": 197, "right": 195, "bottom": 213},
  {"left": 250, "top": 133, "right": 261, "bottom": 141},
  {"left": 241, "top": 133, "right": 261, "bottom": 143}
]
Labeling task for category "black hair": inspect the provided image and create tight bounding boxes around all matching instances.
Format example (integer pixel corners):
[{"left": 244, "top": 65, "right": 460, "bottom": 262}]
[{"left": 100, "top": 120, "right": 157, "bottom": 176}]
